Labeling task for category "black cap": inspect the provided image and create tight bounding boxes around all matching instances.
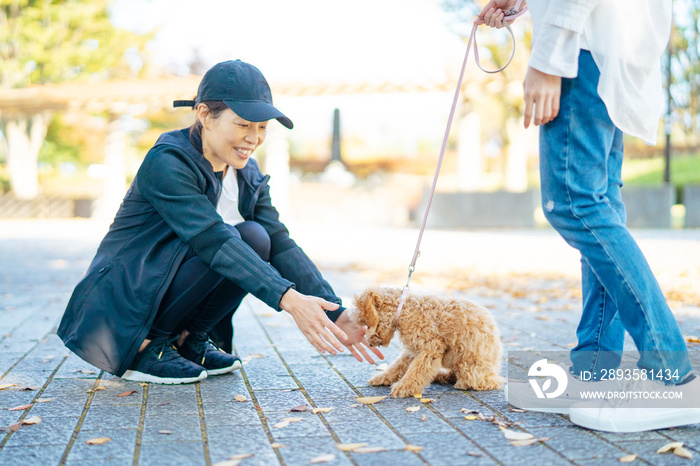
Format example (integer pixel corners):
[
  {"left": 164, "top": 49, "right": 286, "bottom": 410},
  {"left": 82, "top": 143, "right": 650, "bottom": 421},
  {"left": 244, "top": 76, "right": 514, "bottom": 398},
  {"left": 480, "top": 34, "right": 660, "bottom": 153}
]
[{"left": 174, "top": 60, "right": 293, "bottom": 129}]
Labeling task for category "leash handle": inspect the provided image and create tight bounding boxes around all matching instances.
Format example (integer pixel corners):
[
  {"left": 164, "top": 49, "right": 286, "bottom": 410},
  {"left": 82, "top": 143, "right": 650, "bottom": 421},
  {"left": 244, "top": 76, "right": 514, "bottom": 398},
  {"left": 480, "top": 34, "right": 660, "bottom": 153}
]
[{"left": 396, "top": 1, "right": 527, "bottom": 320}]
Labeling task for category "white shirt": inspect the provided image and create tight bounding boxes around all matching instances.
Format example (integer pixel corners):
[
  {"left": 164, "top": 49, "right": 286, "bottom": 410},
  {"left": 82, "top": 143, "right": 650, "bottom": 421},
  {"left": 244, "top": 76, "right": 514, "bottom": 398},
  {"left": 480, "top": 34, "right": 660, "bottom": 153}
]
[
  {"left": 216, "top": 167, "right": 246, "bottom": 226},
  {"left": 526, "top": 0, "right": 672, "bottom": 145}
]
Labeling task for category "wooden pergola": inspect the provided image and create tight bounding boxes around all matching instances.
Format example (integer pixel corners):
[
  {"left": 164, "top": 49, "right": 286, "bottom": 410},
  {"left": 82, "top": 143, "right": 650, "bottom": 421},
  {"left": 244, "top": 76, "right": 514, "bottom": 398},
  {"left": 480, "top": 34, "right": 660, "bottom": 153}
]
[{"left": 0, "top": 73, "right": 495, "bottom": 215}]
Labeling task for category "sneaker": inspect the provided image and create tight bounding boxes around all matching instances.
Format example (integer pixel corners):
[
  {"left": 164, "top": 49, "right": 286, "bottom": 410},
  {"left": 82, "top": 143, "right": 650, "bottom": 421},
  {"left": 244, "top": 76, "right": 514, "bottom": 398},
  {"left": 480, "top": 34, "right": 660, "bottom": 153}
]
[
  {"left": 178, "top": 331, "right": 241, "bottom": 376},
  {"left": 569, "top": 373, "right": 700, "bottom": 432},
  {"left": 122, "top": 338, "right": 207, "bottom": 384},
  {"left": 505, "top": 374, "right": 610, "bottom": 415}
]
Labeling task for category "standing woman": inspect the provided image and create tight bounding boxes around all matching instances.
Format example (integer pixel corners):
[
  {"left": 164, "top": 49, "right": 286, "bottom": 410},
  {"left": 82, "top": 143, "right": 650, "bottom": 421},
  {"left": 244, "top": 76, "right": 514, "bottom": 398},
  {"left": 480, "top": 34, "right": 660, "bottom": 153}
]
[{"left": 59, "top": 60, "right": 382, "bottom": 384}]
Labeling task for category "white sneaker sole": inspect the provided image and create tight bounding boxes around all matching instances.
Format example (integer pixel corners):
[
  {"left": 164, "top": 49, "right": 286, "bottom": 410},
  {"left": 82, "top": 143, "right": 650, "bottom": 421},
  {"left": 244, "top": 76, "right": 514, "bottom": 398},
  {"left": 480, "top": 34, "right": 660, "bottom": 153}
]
[
  {"left": 206, "top": 360, "right": 242, "bottom": 376},
  {"left": 570, "top": 407, "right": 700, "bottom": 433},
  {"left": 504, "top": 384, "right": 572, "bottom": 415},
  {"left": 122, "top": 369, "right": 207, "bottom": 384}
]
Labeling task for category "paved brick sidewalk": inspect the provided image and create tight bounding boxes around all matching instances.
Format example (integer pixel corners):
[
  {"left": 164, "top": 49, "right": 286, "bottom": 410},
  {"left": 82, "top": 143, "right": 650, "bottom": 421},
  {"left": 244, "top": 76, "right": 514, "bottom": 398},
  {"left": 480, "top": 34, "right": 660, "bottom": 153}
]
[{"left": 1, "top": 220, "right": 699, "bottom": 465}]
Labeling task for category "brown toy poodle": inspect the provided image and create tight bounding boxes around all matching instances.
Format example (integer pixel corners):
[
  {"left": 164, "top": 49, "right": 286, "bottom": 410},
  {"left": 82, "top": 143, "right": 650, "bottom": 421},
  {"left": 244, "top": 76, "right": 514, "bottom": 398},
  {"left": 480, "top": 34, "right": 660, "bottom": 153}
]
[{"left": 353, "top": 286, "right": 504, "bottom": 398}]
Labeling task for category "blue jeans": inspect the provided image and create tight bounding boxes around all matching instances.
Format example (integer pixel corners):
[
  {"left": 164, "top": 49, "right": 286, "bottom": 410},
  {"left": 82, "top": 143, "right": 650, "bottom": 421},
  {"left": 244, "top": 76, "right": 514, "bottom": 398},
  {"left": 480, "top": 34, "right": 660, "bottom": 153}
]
[{"left": 539, "top": 50, "right": 691, "bottom": 382}]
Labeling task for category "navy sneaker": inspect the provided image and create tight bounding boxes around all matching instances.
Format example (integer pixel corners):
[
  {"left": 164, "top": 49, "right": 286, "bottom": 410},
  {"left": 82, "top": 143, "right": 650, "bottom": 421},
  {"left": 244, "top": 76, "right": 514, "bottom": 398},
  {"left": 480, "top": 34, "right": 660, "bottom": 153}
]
[
  {"left": 179, "top": 331, "right": 241, "bottom": 376},
  {"left": 122, "top": 337, "right": 207, "bottom": 384}
]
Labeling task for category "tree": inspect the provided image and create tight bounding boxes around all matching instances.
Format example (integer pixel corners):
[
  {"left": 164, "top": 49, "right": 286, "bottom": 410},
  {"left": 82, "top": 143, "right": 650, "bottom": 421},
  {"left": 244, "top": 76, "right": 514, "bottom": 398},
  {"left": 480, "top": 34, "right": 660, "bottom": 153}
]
[
  {"left": 669, "top": 1, "right": 700, "bottom": 149},
  {"left": 0, "top": 0, "right": 151, "bottom": 198}
]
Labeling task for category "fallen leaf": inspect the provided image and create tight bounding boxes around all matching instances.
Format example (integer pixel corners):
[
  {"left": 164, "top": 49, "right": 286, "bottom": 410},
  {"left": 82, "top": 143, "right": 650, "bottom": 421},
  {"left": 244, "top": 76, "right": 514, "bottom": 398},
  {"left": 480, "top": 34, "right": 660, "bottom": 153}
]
[
  {"left": 282, "top": 417, "right": 303, "bottom": 423},
  {"left": 229, "top": 453, "right": 254, "bottom": 460},
  {"left": 337, "top": 443, "right": 368, "bottom": 452},
  {"left": 413, "top": 393, "right": 422, "bottom": 398},
  {"left": 117, "top": 390, "right": 137, "bottom": 397},
  {"left": 468, "top": 451, "right": 483, "bottom": 457},
  {"left": 212, "top": 461, "right": 240, "bottom": 466},
  {"left": 234, "top": 395, "right": 247, "bottom": 402},
  {"left": 18, "top": 386, "right": 38, "bottom": 391},
  {"left": 77, "top": 369, "right": 96, "bottom": 375},
  {"left": 158, "top": 430, "right": 172, "bottom": 435},
  {"left": 356, "top": 396, "right": 387, "bottom": 405},
  {"left": 619, "top": 454, "right": 637, "bottom": 463},
  {"left": 461, "top": 409, "right": 479, "bottom": 415},
  {"left": 375, "top": 363, "right": 388, "bottom": 371},
  {"left": 509, "top": 438, "right": 542, "bottom": 447},
  {"left": 8, "top": 423, "right": 20, "bottom": 432},
  {"left": 674, "top": 446, "right": 693, "bottom": 460},
  {"left": 310, "top": 454, "right": 335, "bottom": 464},
  {"left": 0, "top": 384, "right": 17, "bottom": 390},
  {"left": 509, "top": 408, "right": 527, "bottom": 413},
  {"left": 405, "top": 444, "right": 424, "bottom": 452},
  {"left": 419, "top": 398, "right": 435, "bottom": 403},
  {"left": 20, "top": 416, "right": 41, "bottom": 426},
  {"left": 290, "top": 404, "right": 307, "bottom": 412},
  {"left": 684, "top": 335, "right": 700, "bottom": 344},
  {"left": 273, "top": 420, "right": 290, "bottom": 429},
  {"left": 42, "top": 356, "right": 55, "bottom": 363},
  {"left": 500, "top": 427, "right": 535, "bottom": 441},
  {"left": 85, "top": 437, "right": 111, "bottom": 445},
  {"left": 657, "top": 442, "right": 684, "bottom": 454},
  {"left": 354, "top": 446, "right": 387, "bottom": 453},
  {"left": 311, "top": 407, "right": 333, "bottom": 414},
  {"left": 465, "top": 415, "right": 478, "bottom": 421},
  {"left": 349, "top": 403, "right": 362, "bottom": 408},
  {"left": 406, "top": 406, "right": 421, "bottom": 413},
  {"left": 36, "top": 398, "right": 52, "bottom": 403},
  {"left": 270, "top": 443, "right": 285, "bottom": 448},
  {"left": 9, "top": 404, "right": 32, "bottom": 411},
  {"left": 420, "top": 415, "right": 427, "bottom": 421}
]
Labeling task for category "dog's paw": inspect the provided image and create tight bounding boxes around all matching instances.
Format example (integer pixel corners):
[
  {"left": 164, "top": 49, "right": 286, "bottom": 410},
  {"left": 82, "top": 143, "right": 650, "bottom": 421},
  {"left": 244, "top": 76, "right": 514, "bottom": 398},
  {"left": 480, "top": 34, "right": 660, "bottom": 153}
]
[
  {"left": 389, "top": 382, "right": 420, "bottom": 398},
  {"left": 368, "top": 373, "right": 393, "bottom": 386},
  {"left": 455, "top": 374, "right": 505, "bottom": 391},
  {"left": 433, "top": 370, "right": 457, "bottom": 385}
]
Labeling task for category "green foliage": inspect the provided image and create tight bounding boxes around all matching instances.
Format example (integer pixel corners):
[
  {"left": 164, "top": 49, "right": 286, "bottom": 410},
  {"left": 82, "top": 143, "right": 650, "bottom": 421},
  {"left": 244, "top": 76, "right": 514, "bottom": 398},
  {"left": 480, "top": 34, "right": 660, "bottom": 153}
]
[
  {"left": 37, "top": 114, "right": 84, "bottom": 166},
  {"left": 0, "top": 0, "right": 152, "bottom": 89},
  {"left": 622, "top": 154, "right": 700, "bottom": 187}
]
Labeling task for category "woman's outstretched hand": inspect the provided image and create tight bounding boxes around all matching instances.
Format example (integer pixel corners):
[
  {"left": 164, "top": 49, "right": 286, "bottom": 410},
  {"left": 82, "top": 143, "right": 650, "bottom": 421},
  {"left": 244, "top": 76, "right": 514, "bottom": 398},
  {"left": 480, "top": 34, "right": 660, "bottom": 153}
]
[
  {"left": 280, "top": 289, "right": 348, "bottom": 355},
  {"left": 334, "top": 310, "right": 385, "bottom": 365}
]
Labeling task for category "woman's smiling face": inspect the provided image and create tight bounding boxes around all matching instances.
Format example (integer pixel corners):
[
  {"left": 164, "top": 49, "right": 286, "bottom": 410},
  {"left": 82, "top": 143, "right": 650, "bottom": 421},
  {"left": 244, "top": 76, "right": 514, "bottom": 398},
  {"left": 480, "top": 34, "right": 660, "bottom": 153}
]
[{"left": 199, "top": 105, "right": 267, "bottom": 172}]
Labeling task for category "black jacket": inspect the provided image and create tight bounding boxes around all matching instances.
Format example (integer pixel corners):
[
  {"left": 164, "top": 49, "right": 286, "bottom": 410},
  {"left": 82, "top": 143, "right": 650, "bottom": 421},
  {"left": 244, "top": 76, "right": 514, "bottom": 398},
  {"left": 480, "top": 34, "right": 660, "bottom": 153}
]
[{"left": 58, "top": 128, "right": 343, "bottom": 376}]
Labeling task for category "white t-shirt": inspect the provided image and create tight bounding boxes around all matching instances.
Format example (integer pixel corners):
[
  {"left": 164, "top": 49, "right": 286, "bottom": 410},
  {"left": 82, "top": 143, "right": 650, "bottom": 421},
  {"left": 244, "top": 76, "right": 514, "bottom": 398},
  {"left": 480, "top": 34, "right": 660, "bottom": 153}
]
[
  {"left": 216, "top": 167, "right": 245, "bottom": 226},
  {"left": 527, "top": 0, "right": 672, "bottom": 145}
]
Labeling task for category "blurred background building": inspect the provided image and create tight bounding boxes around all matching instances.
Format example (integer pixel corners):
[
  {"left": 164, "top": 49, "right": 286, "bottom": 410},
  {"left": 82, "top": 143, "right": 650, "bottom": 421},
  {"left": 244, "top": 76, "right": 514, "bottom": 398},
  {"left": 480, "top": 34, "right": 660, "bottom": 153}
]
[{"left": 1, "top": 0, "right": 699, "bottom": 228}]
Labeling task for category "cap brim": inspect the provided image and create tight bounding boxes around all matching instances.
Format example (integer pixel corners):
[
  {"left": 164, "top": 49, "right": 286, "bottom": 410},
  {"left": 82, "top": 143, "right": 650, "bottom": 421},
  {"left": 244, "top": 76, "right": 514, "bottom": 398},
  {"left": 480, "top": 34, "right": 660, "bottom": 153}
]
[{"left": 224, "top": 100, "right": 293, "bottom": 129}]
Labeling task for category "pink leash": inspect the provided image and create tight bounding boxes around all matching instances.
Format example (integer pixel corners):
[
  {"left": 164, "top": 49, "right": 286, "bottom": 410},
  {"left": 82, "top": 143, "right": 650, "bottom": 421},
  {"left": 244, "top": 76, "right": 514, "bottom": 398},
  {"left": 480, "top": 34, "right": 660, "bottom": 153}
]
[{"left": 395, "top": 2, "right": 528, "bottom": 321}]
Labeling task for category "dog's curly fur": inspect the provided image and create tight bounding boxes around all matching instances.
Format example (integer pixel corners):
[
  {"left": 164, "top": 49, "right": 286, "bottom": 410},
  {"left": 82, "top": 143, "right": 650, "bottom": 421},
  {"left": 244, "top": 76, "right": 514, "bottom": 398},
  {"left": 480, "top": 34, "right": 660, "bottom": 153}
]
[{"left": 353, "top": 287, "right": 504, "bottom": 398}]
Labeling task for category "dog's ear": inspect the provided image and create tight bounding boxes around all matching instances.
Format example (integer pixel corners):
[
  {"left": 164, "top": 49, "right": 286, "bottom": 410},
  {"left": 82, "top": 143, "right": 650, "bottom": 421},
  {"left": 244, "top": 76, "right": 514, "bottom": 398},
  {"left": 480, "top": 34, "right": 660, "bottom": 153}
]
[{"left": 355, "top": 288, "right": 379, "bottom": 328}]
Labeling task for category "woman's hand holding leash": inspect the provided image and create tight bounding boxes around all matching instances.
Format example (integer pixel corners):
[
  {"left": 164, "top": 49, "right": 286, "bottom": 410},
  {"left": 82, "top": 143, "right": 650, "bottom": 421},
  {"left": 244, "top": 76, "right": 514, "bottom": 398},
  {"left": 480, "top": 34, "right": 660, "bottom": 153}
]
[
  {"left": 477, "top": 0, "right": 524, "bottom": 27},
  {"left": 478, "top": 0, "right": 559, "bottom": 128}
]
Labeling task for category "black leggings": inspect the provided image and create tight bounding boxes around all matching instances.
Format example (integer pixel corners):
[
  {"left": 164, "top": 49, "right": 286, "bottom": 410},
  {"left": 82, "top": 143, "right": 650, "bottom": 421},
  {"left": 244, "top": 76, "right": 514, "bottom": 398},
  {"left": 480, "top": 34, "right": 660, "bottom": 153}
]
[{"left": 147, "top": 221, "right": 271, "bottom": 344}]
